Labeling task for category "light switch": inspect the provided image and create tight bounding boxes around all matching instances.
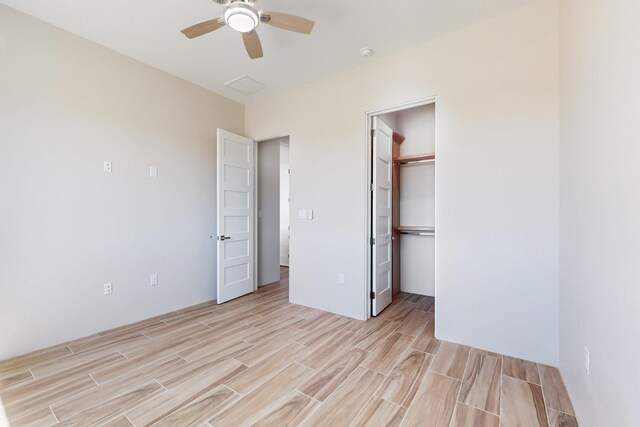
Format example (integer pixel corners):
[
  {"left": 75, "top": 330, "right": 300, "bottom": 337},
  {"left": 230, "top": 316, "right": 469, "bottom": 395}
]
[
  {"left": 149, "top": 166, "right": 158, "bottom": 177},
  {"left": 104, "top": 161, "right": 112, "bottom": 172},
  {"left": 298, "top": 209, "right": 307, "bottom": 219},
  {"left": 308, "top": 210, "right": 314, "bottom": 220}
]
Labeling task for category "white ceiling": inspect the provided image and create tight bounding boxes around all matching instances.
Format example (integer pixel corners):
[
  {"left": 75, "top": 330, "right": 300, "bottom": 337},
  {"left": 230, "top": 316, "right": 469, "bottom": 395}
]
[{"left": 0, "top": 0, "right": 534, "bottom": 103}]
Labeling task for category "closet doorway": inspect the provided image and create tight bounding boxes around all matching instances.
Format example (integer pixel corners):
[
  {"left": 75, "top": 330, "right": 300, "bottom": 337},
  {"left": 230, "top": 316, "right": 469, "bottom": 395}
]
[{"left": 366, "top": 98, "right": 436, "bottom": 317}]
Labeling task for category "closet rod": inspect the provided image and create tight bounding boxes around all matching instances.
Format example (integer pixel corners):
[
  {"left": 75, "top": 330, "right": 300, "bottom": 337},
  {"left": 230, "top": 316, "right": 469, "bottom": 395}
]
[
  {"left": 396, "top": 159, "right": 436, "bottom": 166},
  {"left": 398, "top": 231, "right": 435, "bottom": 237}
]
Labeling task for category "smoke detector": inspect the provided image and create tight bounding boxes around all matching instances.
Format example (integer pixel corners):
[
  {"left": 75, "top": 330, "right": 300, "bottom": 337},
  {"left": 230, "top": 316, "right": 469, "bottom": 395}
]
[{"left": 360, "top": 47, "right": 374, "bottom": 57}]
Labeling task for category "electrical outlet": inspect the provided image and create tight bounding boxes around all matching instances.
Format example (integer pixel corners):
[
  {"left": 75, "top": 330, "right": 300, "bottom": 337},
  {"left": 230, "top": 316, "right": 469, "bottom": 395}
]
[
  {"left": 104, "top": 282, "right": 113, "bottom": 295},
  {"left": 584, "top": 347, "right": 590, "bottom": 375},
  {"left": 338, "top": 273, "right": 345, "bottom": 285},
  {"left": 150, "top": 274, "right": 158, "bottom": 286},
  {"left": 103, "top": 161, "right": 112, "bottom": 173}
]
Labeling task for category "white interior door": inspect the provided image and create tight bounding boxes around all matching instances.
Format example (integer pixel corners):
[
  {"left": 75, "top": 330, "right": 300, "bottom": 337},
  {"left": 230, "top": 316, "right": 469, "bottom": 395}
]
[
  {"left": 217, "top": 129, "right": 255, "bottom": 304},
  {"left": 371, "top": 118, "right": 394, "bottom": 316}
]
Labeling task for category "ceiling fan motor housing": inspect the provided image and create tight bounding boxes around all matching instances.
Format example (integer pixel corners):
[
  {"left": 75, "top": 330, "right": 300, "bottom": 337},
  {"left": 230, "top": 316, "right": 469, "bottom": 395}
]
[
  {"left": 214, "top": 0, "right": 256, "bottom": 5},
  {"left": 224, "top": 2, "right": 260, "bottom": 33}
]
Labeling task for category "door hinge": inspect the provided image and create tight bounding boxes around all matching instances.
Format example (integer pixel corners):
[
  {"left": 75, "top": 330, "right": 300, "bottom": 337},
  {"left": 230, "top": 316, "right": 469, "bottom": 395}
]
[
  {"left": 371, "top": 129, "right": 375, "bottom": 138},
  {"left": 288, "top": 169, "right": 291, "bottom": 175},
  {"left": 370, "top": 237, "right": 376, "bottom": 245},
  {"left": 370, "top": 291, "right": 376, "bottom": 300},
  {"left": 370, "top": 183, "right": 376, "bottom": 192}
]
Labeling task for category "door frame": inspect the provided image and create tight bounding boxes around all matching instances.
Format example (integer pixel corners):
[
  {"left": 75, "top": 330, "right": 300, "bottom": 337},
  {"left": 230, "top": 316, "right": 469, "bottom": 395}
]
[
  {"left": 253, "top": 131, "right": 291, "bottom": 291},
  {"left": 363, "top": 97, "right": 437, "bottom": 319}
]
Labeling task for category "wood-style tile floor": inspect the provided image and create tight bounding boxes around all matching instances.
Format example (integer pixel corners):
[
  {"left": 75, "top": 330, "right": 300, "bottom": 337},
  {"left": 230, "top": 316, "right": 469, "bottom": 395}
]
[{"left": 0, "top": 272, "right": 578, "bottom": 426}]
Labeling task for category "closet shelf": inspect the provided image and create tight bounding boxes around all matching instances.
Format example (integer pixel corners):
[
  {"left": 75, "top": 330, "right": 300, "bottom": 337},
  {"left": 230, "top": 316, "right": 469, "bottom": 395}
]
[{"left": 393, "top": 153, "right": 435, "bottom": 165}]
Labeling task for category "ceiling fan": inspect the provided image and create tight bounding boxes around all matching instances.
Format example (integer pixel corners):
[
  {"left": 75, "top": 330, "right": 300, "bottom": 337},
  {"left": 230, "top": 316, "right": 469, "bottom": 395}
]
[{"left": 181, "top": 0, "right": 315, "bottom": 60}]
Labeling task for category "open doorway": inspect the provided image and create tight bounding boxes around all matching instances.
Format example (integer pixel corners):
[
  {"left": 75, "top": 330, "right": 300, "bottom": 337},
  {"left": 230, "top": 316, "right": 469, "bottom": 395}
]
[
  {"left": 367, "top": 99, "right": 436, "bottom": 319},
  {"left": 257, "top": 136, "right": 290, "bottom": 288},
  {"left": 279, "top": 141, "right": 290, "bottom": 278}
]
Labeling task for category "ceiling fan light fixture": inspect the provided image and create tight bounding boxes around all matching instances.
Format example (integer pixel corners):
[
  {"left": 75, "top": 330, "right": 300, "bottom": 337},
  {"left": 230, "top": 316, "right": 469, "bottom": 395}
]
[
  {"left": 181, "top": 3, "right": 315, "bottom": 60},
  {"left": 224, "top": 3, "right": 259, "bottom": 33}
]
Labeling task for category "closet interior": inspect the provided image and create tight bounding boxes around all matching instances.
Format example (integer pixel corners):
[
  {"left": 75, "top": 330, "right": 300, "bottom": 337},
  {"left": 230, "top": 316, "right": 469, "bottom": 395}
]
[{"left": 372, "top": 102, "right": 436, "bottom": 314}]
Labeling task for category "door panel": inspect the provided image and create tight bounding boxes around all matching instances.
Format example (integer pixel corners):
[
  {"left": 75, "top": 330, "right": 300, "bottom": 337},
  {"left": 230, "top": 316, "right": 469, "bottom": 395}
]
[
  {"left": 371, "top": 118, "right": 394, "bottom": 315},
  {"left": 217, "top": 129, "right": 255, "bottom": 304}
]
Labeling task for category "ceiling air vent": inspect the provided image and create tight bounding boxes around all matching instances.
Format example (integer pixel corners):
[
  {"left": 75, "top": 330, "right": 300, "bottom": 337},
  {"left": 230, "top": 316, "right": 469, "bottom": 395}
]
[{"left": 225, "top": 75, "right": 267, "bottom": 96}]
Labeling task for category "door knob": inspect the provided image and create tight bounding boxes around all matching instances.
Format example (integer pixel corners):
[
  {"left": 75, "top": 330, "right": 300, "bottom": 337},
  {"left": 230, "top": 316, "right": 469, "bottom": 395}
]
[{"left": 218, "top": 235, "right": 231, "bottom": 241}]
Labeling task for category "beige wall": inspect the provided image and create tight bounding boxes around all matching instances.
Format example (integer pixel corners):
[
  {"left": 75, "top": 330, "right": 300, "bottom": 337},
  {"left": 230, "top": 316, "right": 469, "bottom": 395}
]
[
  {"left": 0, "top": 5, "right": 244, "bottom": 360},
  {"left": 246, "top": 0, "right": 560, "bottom": 364},
  {"left": 559, "top": 1, "right": 640, "bottom": 425}
]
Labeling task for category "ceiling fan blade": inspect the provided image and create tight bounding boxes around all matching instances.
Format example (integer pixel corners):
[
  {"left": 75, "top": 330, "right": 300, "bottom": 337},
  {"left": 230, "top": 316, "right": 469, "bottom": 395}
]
[
  {"left": 262, "top": 11, "right": 315, "bottom": 34},
  {"left": 242, "top": 30, "right": 264, "bottom": 59},
  {"left": 181, "top": 18, "right": 225, "bottom": 39}
]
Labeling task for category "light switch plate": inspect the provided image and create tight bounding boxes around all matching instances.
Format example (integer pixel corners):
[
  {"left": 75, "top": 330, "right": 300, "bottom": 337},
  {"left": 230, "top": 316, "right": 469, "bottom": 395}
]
[
  {"left": 298, "top": 209, "right": 307, "bottom": 219},
  {"left": 149, "top": 166, "right": 158, "bottom": 177},
  {"left": 150, "top": 274, "right": 158, "bottom": 286},
  {"left": 308, "top": 210, "right": 314, "bottom": 220}
]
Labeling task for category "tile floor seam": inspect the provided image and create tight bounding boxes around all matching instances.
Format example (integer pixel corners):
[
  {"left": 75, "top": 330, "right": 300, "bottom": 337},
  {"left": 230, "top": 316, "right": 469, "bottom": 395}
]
[
  {"left": 382, "top": 395, "right": 410, "bottom": 424},
  {"left": 49, "top": 405, "right": 59, "bottom": 423},
  {"left": 123, "top": 413, "right": 135, "bottom": 426},
  {"left": 88, "top": 373, "right": 98, "bottom": 385},
  {"left": 154, "top": 378, "right": 168, "bottom": 392},
  {"left": 536, "top": 361, "right": 552, "bottom": 426},
  {"left": 348, "top": 392, "right": 377, "bottom": 427},
  {"left": 424, "top": 370, "right": 461, "bottom": 383},
  {"left": 548, "top": 406, "right": 578, "bottom": 417},
  {"left": 295, "top": 387, "right": 320, "bottom": 403}
]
